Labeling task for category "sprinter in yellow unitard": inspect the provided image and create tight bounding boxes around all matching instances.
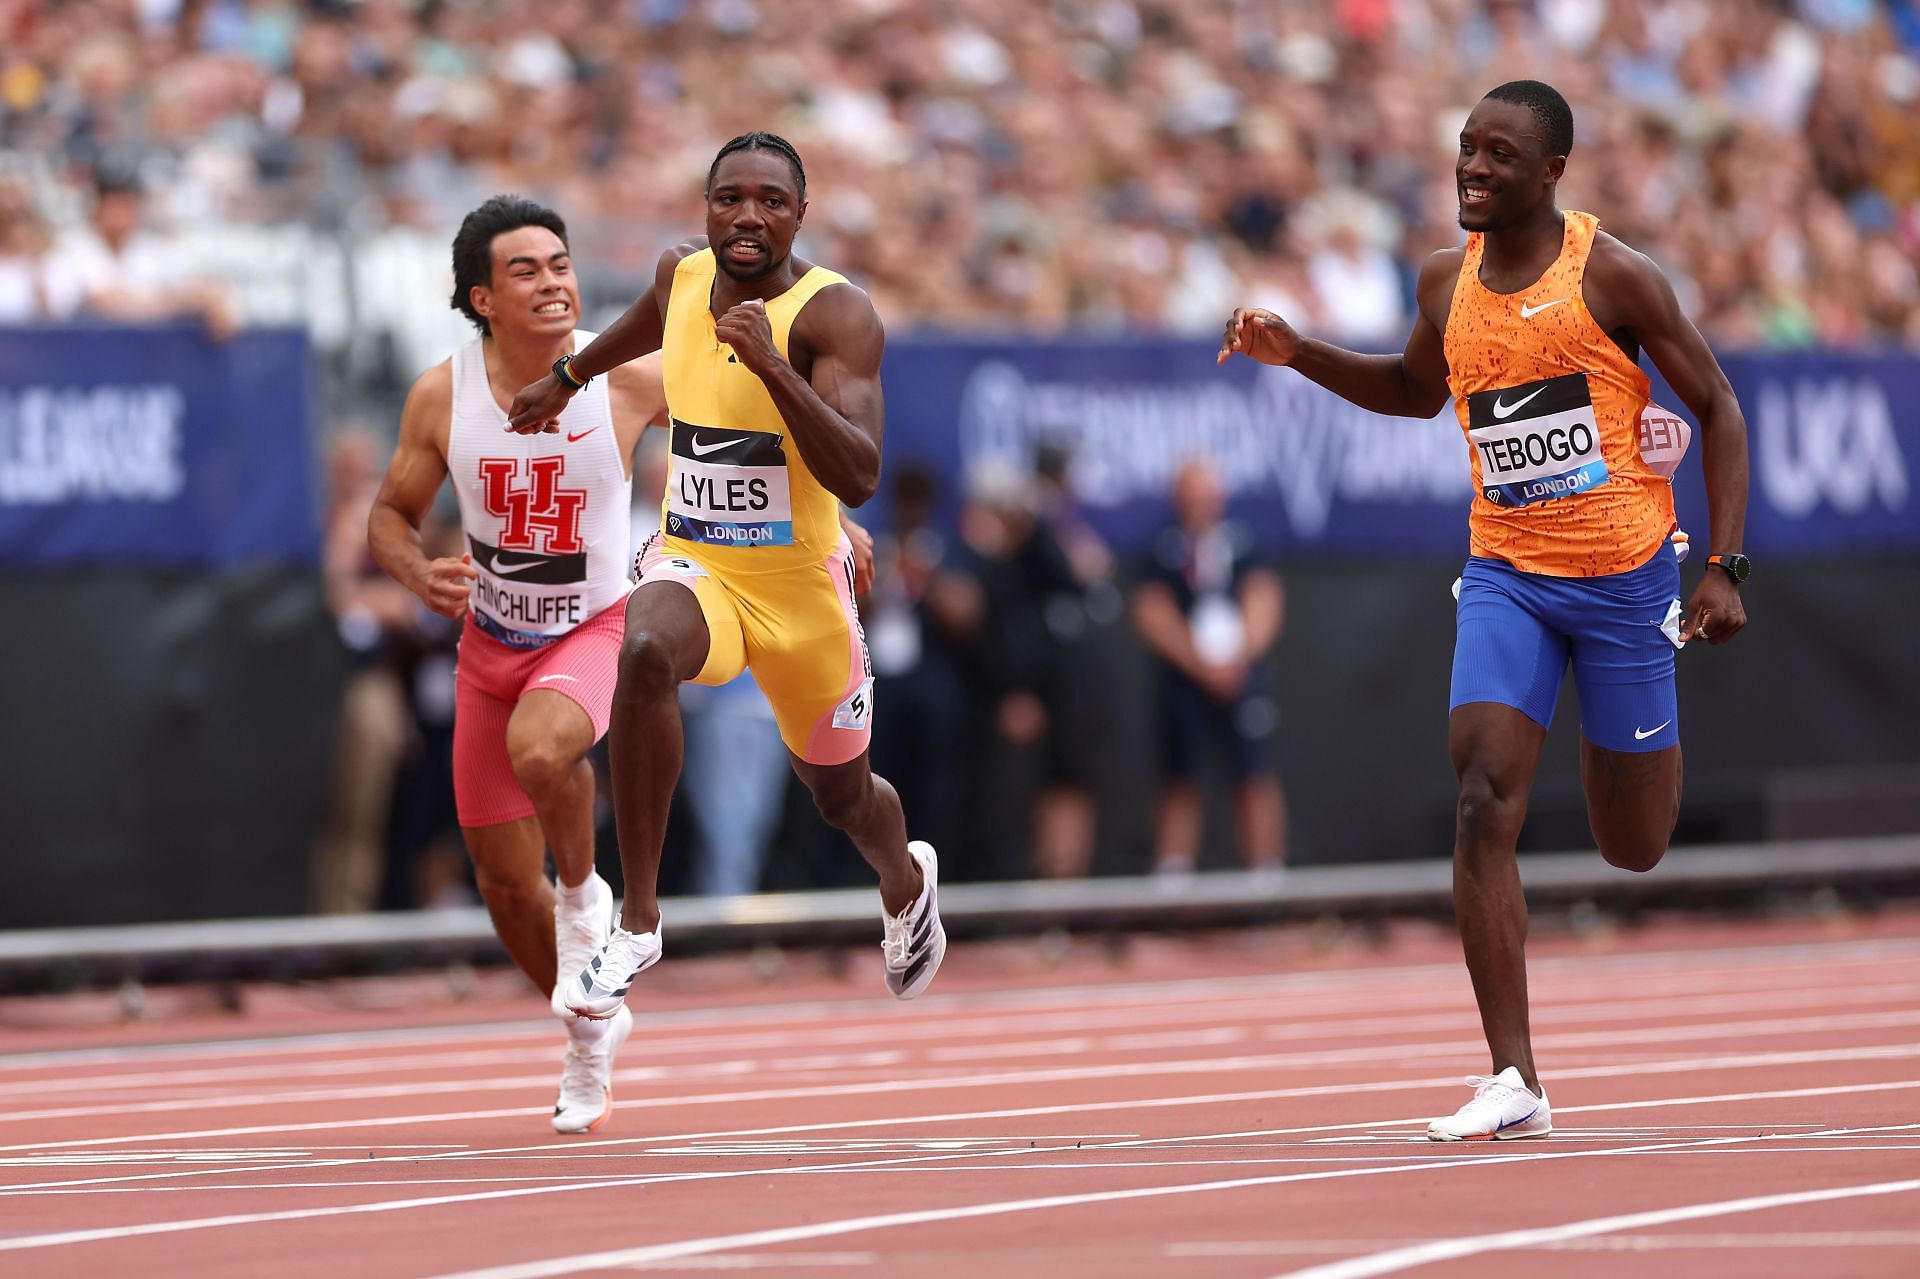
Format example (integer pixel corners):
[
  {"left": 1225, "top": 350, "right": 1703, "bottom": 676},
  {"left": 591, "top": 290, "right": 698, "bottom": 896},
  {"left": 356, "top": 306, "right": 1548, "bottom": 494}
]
[{"left": 508, "top": 133, "right": 945, "bottom": 1016}]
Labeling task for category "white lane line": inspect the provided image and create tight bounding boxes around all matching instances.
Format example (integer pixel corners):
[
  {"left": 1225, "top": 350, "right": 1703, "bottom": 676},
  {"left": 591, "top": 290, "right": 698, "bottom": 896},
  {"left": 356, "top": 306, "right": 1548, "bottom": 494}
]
[
  {"left": 5, "top": 1066, "right": 1916, "bottom": 1203},
  {"left": 29, "top": 975, "right": 1918, "bottom": 1102},
  {"left": 1267, "top": 1178, "right": 1920, "bottom": 1278},
  {"left": 23, "top": 1140, "right": 1920, "bottom": 1198},
  {"left": 22, "top": 965, "right": 1914, "bottom": 1098},
  {"left": 9, "top": 934, "right": 1915, "bottom": 1073},
  {"left": 1093, "top": 1083, "right": 1920, "bottom": 1152},
  {"left": 5, "top": 1039, "right": 1917, "bottom": 1161},
  {"left": 397, "top": 1125, "right": 1920, "bottom": 1279},
  {"left": 0, "top": 1121, "right": 1873, "bottom": 1258},
  {"left": 1174, "top": 1230, "right": 1920, "bottom": 1256},
  {"left": 1544, "top": 1229, "right": 1920, "bottom": 1250},
  {"left": 12, "top": 1005, "right": 1920, "bottom": 1127}
]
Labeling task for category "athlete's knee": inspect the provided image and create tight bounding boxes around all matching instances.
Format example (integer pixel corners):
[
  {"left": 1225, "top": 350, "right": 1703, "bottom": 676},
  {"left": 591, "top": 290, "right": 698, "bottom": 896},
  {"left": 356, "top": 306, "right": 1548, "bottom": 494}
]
[
  {"left": 506, "top": 732, "right": 579, "bottom": 796},
  {"left": 1455, "top": 772, "right": 1525, "bottom": 852},
  {"left": 472, "top": 861, "right": 545, "bottom": 911},
  {"left": 617, "top": 626, "right": 682, "bottom": 702},
  {"left": 1600, "top": 837, "right": 1668, "bottom": 873}
]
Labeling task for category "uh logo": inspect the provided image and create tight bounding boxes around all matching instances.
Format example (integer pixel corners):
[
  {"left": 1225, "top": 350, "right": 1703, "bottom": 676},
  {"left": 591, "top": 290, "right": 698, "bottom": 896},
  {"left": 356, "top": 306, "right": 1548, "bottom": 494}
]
[{"left": 477, "top": 456, "right": 586, "bottom": 554}]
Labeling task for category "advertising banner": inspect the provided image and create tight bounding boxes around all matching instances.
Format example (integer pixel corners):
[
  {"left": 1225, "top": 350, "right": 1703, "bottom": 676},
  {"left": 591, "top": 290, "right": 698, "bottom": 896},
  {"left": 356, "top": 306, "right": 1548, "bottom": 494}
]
[
  {"left": 883, "top": 339, "right": 1919, "bottom": 559},
  {"left": 0, "top": 325, "right": 320, "bottom": 569}
]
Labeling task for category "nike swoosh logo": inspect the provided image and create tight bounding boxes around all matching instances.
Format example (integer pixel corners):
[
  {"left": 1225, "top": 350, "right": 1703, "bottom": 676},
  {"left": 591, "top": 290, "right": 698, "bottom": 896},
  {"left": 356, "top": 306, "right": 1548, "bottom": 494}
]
[
  {"left": 489, "top": 558, "right": 549, "bottom": 578},
  {"left": 566, "top": 428, "right": 598, "bottom": 443},
  {"left": 690, "top": 435, "right": 734, "bottom": 457},
  {"left": 1519, "top": 298, "right": 1568, "bottom": 318},
  {"left": 1633, "top": 720, "right": 1672, "bottom": 741},
  {"left": 537, "top": 674, "right": 579, "bottom": 683},
  {"left": 1491, "top": 387, "right": 1548, "bottom": 419}
]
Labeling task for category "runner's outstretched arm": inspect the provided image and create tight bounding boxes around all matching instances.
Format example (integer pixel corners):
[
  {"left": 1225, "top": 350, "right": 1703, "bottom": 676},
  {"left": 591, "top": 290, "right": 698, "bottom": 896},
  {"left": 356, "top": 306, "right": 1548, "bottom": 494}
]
[{"left": 1218, "top": 251, "right": 1456, "bottom": 419}]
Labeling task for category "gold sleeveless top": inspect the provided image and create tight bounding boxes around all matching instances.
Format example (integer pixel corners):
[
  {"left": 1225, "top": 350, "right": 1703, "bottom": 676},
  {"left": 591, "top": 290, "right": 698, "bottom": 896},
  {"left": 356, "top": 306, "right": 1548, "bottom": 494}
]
[{"left": 658, "top": 248, "right": 849, "bottom": 574}]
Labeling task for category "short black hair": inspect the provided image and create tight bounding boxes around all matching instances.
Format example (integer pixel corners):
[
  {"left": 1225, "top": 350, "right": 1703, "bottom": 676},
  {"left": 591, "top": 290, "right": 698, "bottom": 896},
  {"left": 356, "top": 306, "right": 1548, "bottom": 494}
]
[
  {"left": 707, "top": 131, "right": 806, "bottom": 201},
  {"left": 450, "top": 195, "right": 568, "bottom": 336},
  {"left": 1482, "top": 80, "right": 1574, "bottom": 158}
]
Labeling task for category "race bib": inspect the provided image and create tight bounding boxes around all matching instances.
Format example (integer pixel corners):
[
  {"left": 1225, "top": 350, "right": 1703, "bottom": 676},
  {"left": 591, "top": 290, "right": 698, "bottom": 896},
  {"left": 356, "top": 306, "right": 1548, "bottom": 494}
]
[
  {"left": 664, "top": 420, "right": 794, "bottom": 547},
  {"left": 1467, "top": 373, "right": 1609, "bottom": 508}
]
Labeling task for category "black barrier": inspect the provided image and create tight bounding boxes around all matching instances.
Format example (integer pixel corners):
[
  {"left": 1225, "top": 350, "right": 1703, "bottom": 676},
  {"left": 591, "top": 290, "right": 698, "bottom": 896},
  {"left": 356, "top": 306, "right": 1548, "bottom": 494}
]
[
  {"left": 0, "top": 569, "right": 344, "bottom": 928},
  {"left": 3, "top": 560, "right": 1914, "bottom": 928}
]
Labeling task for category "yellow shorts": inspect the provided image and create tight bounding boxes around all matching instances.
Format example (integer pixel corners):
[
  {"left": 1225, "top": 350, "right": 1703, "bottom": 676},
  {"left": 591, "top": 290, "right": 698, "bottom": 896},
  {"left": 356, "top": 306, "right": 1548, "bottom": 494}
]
[{"left": 634, "top": 532, "right": 873, "bottom": 765}]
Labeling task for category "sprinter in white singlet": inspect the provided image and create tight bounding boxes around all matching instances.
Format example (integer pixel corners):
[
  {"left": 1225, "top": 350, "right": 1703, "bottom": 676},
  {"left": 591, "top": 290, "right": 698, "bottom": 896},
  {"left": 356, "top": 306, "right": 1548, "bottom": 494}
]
[{"left": 369, "top": 196, "right": 665, "bottom": 1134}]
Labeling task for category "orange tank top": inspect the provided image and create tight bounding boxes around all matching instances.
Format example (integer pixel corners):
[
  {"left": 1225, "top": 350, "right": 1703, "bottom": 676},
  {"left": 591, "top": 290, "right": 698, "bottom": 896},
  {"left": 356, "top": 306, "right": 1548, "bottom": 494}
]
[{"left": 1443, "top": 210, "right": 1669, "bottom": 577}]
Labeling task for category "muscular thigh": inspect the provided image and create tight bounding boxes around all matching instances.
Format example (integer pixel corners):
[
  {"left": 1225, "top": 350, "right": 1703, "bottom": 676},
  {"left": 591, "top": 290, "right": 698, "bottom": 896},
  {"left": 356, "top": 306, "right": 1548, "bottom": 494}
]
[
  {"left": 1451, "top": 557, "right": 1569, "bottom": 732},
  {"left": 736, "top": 539, "right": 871, "bottom": 766},
  {"left": 1581, "top": 737, "right": 1682, "bottom": 852},
  {"left": 505, "top": 688, "right": 596, "bottom": 764},
  {"left": 515, "top": 599, "right": 627, "bottom": 746},
  {"left": 632, "top": 541, "right": 745, "bottom": 686}
]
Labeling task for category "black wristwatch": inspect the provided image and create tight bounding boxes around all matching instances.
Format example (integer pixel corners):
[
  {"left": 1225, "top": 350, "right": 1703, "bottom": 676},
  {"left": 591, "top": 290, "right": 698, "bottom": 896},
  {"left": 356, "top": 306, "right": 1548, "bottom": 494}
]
[
  {"left": 1706, "top": 552, "right": 1750, "bottom": 584},
  {"left": 552, "top": 354, "right": 591, "bottom": 391}
]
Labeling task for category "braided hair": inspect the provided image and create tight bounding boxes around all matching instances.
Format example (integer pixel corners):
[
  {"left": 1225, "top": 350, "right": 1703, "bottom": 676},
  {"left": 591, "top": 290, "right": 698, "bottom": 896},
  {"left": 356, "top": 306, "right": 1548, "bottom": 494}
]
[{"left": 707, "top": 131, "right": 807, "bottom": 200}]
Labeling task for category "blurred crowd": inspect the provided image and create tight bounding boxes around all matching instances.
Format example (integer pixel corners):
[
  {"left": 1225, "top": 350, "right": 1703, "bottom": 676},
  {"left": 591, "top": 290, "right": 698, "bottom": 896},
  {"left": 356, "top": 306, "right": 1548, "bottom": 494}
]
[{"left": 3, "top": 0, "right": 1919, "bottom": 353}]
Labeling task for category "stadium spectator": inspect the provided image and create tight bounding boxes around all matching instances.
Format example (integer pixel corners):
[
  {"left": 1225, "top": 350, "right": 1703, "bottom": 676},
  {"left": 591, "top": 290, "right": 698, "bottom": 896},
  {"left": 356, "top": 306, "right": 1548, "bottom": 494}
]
[
  {"left": 0, "top": 179, "right": 57, "bottom": 323},
  {"left": 1029, "top": 442, "right": 1119, "bottom": 880},
  {"left": 0, "top": 1, "right": 1909, "bottom": 348},
  {"left": 864, "top": 463, "right": 982, "bottom": 870},
  {"left": 1132, "top": 459, "right": 1288, "bottom": 876},
  {"left": 955, "top": 459, "right": 1090, "bottom": 879},
  {"left": 311, "top": 428, "right": 419, "bottom": 915},
  {"left": 43, "top": 159, "right": 241, "bottom": 339}
]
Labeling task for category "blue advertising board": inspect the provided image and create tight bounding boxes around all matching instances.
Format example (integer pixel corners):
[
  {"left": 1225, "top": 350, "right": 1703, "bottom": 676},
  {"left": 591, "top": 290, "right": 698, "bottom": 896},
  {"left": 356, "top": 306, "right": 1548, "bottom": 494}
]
[
  {"left": 882, "top": 339, "right": 1920, "bottom": 560},
  {"left": 0, "top": 325, "right": 319, "bottom": 570},
  {"left": 3, "top": 325, "right": 1911, "bottom": 568}
]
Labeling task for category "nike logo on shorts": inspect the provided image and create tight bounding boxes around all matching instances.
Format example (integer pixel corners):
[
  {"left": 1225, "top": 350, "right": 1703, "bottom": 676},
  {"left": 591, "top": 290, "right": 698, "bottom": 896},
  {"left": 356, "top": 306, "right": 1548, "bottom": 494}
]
[{"left": 1633, "top": 720, "right": 1672, "bottom": 741}]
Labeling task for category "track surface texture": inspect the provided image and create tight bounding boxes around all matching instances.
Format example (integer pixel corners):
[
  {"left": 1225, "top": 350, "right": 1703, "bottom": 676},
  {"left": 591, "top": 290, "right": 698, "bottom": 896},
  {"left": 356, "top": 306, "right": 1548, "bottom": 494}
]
[{"left": 3, "top": 910, "right": 1918, "bottom": 1278}]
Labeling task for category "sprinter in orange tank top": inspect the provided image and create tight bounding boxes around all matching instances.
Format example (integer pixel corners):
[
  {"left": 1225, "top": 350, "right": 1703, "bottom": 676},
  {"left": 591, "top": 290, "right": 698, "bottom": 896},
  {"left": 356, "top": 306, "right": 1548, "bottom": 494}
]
[{"left": 1219, "top": 81, "right": 1749, "bottom": 1141}]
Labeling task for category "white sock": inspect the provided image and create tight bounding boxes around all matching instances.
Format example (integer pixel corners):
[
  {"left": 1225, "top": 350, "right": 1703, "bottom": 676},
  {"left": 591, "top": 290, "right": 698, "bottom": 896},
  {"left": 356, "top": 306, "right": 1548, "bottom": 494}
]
[{"left": 554, "top": 874, "right": 600, "bottom": 913}]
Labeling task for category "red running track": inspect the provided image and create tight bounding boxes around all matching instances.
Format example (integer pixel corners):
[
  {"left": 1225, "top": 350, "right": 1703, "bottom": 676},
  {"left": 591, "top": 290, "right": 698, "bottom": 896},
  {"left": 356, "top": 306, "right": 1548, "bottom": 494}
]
[{"left": 2, "top": 911, "right": 1919, "bottom": 1278}]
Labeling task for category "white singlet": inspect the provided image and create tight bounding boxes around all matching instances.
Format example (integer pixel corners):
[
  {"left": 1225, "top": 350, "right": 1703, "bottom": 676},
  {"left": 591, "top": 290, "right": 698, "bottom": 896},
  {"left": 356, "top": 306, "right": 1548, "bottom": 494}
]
[{"left": 445, "top": 332, "right": 631, "bottom": 648}]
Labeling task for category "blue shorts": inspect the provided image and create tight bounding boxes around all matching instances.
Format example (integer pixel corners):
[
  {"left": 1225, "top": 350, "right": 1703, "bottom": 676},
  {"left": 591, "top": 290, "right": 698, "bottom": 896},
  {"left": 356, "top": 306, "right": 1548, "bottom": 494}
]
[{"left": 1450, "top": 545, "right": 1682, "bottom": 752}]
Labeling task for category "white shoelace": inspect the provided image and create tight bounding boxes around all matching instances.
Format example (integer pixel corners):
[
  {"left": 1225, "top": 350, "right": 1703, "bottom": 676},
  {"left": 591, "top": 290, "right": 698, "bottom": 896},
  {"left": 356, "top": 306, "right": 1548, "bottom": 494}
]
[
  {"left": 881, "top": 906, "right": 916, "bottom": 967},
  {"left": 1459, "top": 1074, "right": 1537, "bottom": 1117},
  {"left": 595, "top": 928, "right": 656, "bottom": 983}
]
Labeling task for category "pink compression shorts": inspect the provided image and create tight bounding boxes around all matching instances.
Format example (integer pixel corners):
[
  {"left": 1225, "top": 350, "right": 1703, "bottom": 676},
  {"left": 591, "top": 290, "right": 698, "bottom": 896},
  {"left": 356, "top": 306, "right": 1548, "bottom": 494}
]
[{"left": 452, "top": 597, "right": 626, "bottom": 828}]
